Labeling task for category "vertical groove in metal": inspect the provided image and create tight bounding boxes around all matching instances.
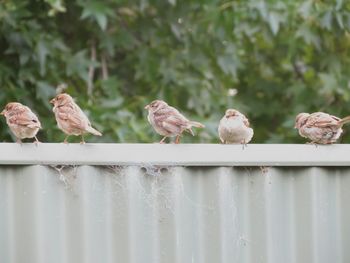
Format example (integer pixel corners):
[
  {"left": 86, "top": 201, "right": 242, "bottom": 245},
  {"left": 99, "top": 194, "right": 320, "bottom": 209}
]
[
  {"left": 0, "top": 165, "right": 349, "bottom": 263},
  {"left": 265, "top": 168, "right": 293, "bottom": 263},
  {"left": 339, "top": 168, "right": 350, "bottom": 263},
  {"left": 334, "top": 170, "right": 343, "bottom": 263},
  {"left": 217, "top": 167, "right": 238, "bottom": 263},
  {"left": 0, "top": 168, "right": 14, "bottom": 262}
]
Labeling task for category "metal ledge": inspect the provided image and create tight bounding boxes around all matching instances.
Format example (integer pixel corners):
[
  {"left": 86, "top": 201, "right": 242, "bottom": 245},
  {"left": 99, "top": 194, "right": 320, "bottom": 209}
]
[{"left": 0, "top": 143, "right": 349, "bottom": 166}]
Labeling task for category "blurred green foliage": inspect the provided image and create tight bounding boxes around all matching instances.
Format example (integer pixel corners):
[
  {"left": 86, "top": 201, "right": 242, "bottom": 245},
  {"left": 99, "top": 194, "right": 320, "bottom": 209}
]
[{"left": 1, "top": 0, "right": 350, "bottom": 143}]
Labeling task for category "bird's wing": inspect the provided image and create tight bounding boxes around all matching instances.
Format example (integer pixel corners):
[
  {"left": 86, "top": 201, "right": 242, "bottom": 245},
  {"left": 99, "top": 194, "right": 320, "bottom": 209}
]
[
  {"left": 161, "top": 121, "right": 182, "bottom": 135},
  {"left": 306, "top": 112, "right": 340, "bottom": 128},
  {"left": 243, "top": 116, "right": 250, "bottom": 127},
  {"left": 154, "top": 106, "right": 189, "bottom": 134},
  {"left": 56, "top": 104, "right": 87, "bottom": 130},
  {"left": 8, "top": 107, "right": 41, "bottom": 128}
]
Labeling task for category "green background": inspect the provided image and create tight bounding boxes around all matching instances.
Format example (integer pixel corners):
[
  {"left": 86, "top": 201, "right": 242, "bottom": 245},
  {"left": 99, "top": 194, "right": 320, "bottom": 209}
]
[{"left": 1, "top": 0, "right": 350, "bottom": 143}]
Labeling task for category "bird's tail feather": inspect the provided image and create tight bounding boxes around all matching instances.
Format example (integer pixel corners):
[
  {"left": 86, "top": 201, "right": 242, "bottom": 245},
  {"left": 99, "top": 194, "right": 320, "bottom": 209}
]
[
  {"left": 28, "top": 123, "right": 41, "bottom": 129},
  {"left": 187, "top": 128, "right": 194, "bottom": 136},
  {"left": 339, "top": 116, "right": 350, "bottom": 126},
  {"left": 186, "top": 121, "right": 204, "bottom": 136},
  {"left": 188, "top": 121, "right": 205, "bottom": 128},
  {"left": 86, "top": 126, "right": 102, "bottom": 136}
]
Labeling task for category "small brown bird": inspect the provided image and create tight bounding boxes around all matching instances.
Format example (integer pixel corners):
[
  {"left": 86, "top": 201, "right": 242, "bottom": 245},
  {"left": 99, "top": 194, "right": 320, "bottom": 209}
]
[
  {"left": 295, "top": 112, "right": 350, "bottom": 144},
  {"left": 145, "top": 100, "right": 204, "bottom": 143},
  {"left": 218, "top": 109, "right": 254, "bottom": 145},
  {"left": 0, "top": 102, "right": 41, "bottom": 143},
  {"left": 50, "top": 93, "right": 102, "bottom": 143}
]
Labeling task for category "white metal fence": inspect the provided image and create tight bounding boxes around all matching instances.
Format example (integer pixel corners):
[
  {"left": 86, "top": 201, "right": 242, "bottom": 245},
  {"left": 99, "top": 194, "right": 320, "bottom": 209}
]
[{"left": 0, "top": 144, "right": 349, "bottom": 263}]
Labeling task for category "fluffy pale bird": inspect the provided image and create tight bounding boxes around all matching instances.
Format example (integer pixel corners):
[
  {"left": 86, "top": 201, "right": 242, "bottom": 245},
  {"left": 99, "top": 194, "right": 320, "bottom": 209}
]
[
  {"left": 50, "top": 93, "right": 102, "bottom": 143},
  {"left": 218, "top": 109, "right": 253, "bottom": 145},
  {"left": 295, "top": 112, "right": 350, "bottom": 144},
  {"left": 145, "top": 100, "right": 204, "bottom": 143},
  {"left": 1, "top": 102, "right": 41, "bottom": 143}
]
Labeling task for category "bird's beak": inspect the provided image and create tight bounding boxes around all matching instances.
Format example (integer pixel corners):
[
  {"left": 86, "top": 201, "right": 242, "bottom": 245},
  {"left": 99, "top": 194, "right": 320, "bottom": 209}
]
[
  {"left": 0, "top": 110, "right": 5, "bottom": 115},
  {"left": 144, "top": 104, "right": 150, "bottom": 110},
  {"left": 49, "top": 98, "right": 55, "bottom": 104}
]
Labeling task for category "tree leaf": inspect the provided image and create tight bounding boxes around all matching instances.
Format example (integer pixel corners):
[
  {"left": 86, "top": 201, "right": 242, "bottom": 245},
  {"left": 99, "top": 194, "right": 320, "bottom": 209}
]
[
  {"left": 336, "top": 0, "right": 343, "bottom": 11},
  {"left": 296, "top": 25, "right": 321, "bottom": 49},
  {"left": 80, "top": 1, "right": 111, "bottom": 31},
  {"left": 320, "top": 11, "right": 333, "bottom": 31},
  {"left": 168, "top": 0, "right": 176, "bottom": 6},
  {"left": 36, "top": 40, "right": 49, "bottom": 76},
  {"left": 268, "top": 12, "right": 281, "bottom": 35},
  {"left": 96, "top": 13, "right": 107, "bottom": 31},
  {"left": 336, "top": 13, "right": 344, "bottom": 29}
]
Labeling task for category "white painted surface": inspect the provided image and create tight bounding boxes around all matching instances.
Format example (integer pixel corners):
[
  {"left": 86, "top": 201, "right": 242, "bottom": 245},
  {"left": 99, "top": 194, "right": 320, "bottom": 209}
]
[{"left": 0, "top": 143, "right": 348, "bottom": 166}]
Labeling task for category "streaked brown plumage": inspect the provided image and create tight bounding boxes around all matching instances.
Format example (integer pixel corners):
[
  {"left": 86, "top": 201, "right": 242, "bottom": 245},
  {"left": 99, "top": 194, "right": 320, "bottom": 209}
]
[
  {"left": 50, "top": 93, "right": 102, "bottom": 143},
  {"left": 0, "top": 102, "right": 41, "bottom": 143},
  {"left": 295, "top": 112, "right": 350, "bottom": 144},
  {"left": 218, "top": 109, "right": 253, "bottom": 145},
  {"left": 145, "top": 100, "right": 204, "bottom": 143}
]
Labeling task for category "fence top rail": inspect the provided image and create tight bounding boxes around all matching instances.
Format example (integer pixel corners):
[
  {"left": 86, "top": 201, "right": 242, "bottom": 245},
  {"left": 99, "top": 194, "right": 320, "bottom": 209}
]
[{"left": 0, "top": 143, "right": 348, "bottom": 166}]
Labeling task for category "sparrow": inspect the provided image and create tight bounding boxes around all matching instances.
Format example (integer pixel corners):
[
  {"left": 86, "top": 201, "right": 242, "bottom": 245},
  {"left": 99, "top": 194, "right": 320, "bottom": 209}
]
[
  {"left": 144, "top": 100, "right": 205, "bottom": 143},
  {"left": 218, "top": 109, "right": 254, "bottom": 145},
  {"left": 50, "top": 93, "right": 102, "bottom": 143},
  {"left": 295, "top": 112, "right": 350, "bottom": 144},
  {"left": 0, "top": 102, "right": 41, "bottom": 143}
]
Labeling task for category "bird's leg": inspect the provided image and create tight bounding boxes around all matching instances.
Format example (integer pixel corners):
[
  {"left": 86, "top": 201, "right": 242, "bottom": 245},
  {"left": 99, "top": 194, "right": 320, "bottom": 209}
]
[
  {"left": 34, "top": 136, "right": 40, "bottom": 146},
  {"left": 159, "top": 136, "right": 167, "bottom": 144},
  {"left": 175, "top": 135, "right": 181, "bottom": 144},
  {"left": 306, "top": 141, "right": 318, "bottom": 148},
  {"left": 63, "top": 136, "right": 69, "bottom": 144},
  {"left": 80, "top": 135, "right": 86, "bottom": 144},
  {"left": 241, "top": 140, "right": 248, "bottom": 150},
  {"left": 16, "top": 138, "right": 22, "bottom": 145}
]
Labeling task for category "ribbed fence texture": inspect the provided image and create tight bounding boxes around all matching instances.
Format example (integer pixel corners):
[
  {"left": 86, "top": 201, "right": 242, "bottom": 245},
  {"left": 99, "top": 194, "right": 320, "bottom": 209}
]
[{"left": 0, "top": 165, "right": 349, "bottom": 263}]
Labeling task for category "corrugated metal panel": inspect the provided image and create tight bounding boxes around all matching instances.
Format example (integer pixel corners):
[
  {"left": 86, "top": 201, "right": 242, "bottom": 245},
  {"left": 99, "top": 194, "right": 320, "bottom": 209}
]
[{"left": 0, "top": 163, "right": 349, "bottom": 263}]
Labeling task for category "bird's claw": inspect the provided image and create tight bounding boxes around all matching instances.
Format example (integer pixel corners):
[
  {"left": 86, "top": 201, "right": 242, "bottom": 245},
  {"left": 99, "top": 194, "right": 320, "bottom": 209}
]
[{"left": 306, "top": 141, "right": 318, "bottom": 148}]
